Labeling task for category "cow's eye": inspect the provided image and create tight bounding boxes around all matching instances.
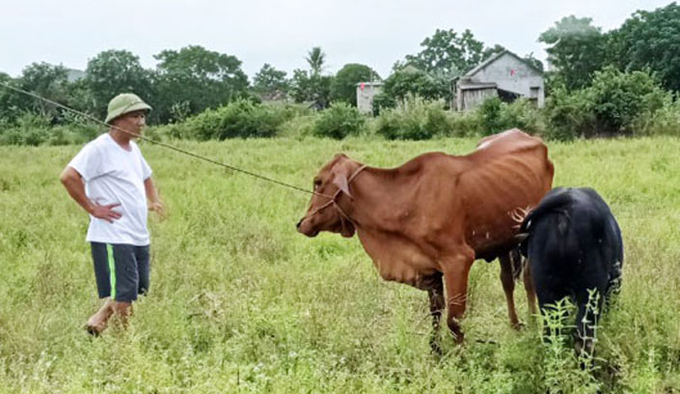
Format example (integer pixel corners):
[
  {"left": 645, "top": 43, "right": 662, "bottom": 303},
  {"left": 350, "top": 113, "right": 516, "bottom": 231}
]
[{"left": 313, "top": 179, "right": 322, "bottom": 189}]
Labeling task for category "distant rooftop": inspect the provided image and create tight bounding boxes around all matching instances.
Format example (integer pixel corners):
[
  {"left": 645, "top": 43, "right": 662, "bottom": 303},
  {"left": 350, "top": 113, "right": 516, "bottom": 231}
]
[{"left": 462, "top": 50, "right": 543, "bottom": 78}]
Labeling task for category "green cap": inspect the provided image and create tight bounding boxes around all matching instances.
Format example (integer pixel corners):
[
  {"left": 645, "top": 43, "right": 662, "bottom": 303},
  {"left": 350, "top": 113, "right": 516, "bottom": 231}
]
[{"left": 105, "top": 93, "right": 152, "bottom": 123}]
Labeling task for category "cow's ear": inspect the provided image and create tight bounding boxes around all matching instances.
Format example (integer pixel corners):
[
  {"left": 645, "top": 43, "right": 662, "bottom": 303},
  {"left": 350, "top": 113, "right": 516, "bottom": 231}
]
[{"left": 333, "top": 174, "right": 353, "bottom": 199}]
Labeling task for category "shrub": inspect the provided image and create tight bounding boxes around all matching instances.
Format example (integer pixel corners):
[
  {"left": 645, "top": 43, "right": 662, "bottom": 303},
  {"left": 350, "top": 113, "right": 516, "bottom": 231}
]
[
  {"left": 184, "top": 99, "right": 287, "bottom": 140},
  {"left": 477, "top": 97, "right": 544, "bottom": 137},
  {"left": 375, "top": 96, "right": 451, "bottom": 140},
  {"left": 477, "top": 97, "right": 504, "bottom": 136},
  {"left": 448, "top": 110, "right": 483, "bottom": 137},
  {"left": 633, "top": 96, "right": 680, "bottom": 137},
  {"left": 543, "top": 85, "right": 595, "bottom": 141},
  {"left": 312, "top": 103, "right": 366, "bottom": 139},
  {"left": 588, "top": 66, "right": 667, "bottom": 135},
  {"left": 278, "top": 115, "right": 317, "bottom": 139},
  {"left": 544, "top": 67, "right": 668, "bottom": 140},
  {"left": 498, "top": 99, "right": 545, "bottom": 135}
]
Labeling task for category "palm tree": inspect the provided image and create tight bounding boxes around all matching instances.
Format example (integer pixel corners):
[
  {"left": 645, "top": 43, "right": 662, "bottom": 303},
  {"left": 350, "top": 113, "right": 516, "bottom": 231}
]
[{"left": 306, "top": 47, "right": 326, "bottom": 75}]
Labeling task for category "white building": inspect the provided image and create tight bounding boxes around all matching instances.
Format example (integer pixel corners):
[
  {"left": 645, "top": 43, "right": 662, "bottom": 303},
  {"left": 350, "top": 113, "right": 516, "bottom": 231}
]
[{"left": 355, "top": 82, "right": 383, "bottom": 115}]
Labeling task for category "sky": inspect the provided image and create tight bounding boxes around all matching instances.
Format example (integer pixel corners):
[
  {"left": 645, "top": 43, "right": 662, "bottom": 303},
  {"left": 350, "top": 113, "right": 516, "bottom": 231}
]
[{"left": 0, "top": 0, "right": 672, "bottom": 81}]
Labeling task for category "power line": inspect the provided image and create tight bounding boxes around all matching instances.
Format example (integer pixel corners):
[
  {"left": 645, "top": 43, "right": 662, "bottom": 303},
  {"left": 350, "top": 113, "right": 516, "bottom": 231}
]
[{"left": 0, "top": 81, "right": 328, "bottom": 198}]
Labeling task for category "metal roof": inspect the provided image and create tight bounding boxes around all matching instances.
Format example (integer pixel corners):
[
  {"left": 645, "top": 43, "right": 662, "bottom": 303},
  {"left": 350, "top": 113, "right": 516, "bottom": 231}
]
[{"left": 460, "top": 50, "right": 543, "bottom": 79}]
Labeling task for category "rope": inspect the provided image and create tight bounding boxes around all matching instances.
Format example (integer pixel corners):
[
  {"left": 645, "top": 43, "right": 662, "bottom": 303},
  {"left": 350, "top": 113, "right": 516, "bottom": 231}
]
[{"left": 0, "top": 81, "right": 328, "bottom": 197}]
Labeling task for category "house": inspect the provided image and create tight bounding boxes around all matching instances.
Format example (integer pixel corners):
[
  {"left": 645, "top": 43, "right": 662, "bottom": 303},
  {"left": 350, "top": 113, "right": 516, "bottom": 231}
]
[
  {"left": 356, "top": 82, "right": 383, "bottom": 115},
  {"left": 452, "top": 50, "right": 544, "bottom": 111}
]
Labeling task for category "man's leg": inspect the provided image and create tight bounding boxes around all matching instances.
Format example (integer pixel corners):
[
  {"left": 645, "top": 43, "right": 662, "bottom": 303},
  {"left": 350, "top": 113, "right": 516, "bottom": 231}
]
[
  {"left": 109, "top": 244, "right": 140, "bottom": 329},
  {"left": 87, "top": 243, "right": 114, "bottom": 335},
  {"left": 87, "top": 243, "right": 139, "bottom": 334},
  {"left": 135, "top": 245, "right": 150, "bottom": 297}
]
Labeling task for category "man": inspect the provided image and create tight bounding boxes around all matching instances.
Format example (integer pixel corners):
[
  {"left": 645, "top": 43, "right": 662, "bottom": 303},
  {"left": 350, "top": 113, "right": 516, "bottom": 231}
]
[{"left": 60, "top": 93, "right": 164, "bottom": 335}]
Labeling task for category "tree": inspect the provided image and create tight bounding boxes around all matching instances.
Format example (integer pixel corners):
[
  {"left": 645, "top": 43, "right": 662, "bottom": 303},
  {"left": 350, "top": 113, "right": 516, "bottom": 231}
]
[
  {"left": 290, "top": 47, "right": 333, "bottom": 109},
  {"left": 330, "top": 64, "right": 380, "bottom": 106},
  {"left": 0, "top": 72, "right": 22, "bottom": 123},
  {"left": 253, "top": 63, "right": 289, "bottom": 101},
  {"left": 18, "top": 62, "right": 71, "bottom": 117},
  {"left": 522, "top": 52, "right": 544, "bottom": 73},
  {"left": 612, "top": 3, "right": 680, "bottom": 92},
  {"left": 153, "top": 45, "right": 249, "bottom": 123},
  {"left": 405, "top": 28, "right": 496, "bottom": 78},
  {"left": 374, "top": 65, "right": 449, "bottom": 112},
  {"left": 539, "top": 16, "right": 609, "bottom": 90},
  {"left": 481, "top": 44, "right": 507, "bottom": 63},
  {"left": 306, "top": 47, "right": 326, "bottom": 75},
  {"left": 85, "top": 50, "right": 154, "bottom": 119},
  {"left": 290, "top": 70, "right": 332, "bottom": 109}
]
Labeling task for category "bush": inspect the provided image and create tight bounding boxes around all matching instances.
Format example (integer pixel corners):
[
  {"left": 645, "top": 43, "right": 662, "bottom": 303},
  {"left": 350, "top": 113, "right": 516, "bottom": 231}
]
[
  {"left": 544, "top": 67, "right": 668, "bottom": 140},
  {"left": 0, "top": 112, "right": 95, "bottom": 146},
  {"left": 477, "top": 97, "right": 544, "bottom": 137},
  {"left": 543, "top": 85, "right": 594, "bottom": 141},
  {"left": 588, "top": 66, "right": 667, "bottom": 135},
  {"left": 371, "top": 92, "right": 396, "bottom": 115},
  {"left": 375, "top": 96, "right": 451, "bottom": 140},
  {"left": 448, "top": 110, "right": 483, "bottom": 137},
  {"left": 633, "top": 96, "right": 680, "bottom": 137},
  {"left": 278, "top": 115, "right": 317, "bottom": 139},
  {"left": 184, "top": 99, "right": 288, "bottom": 140},
  {"left": 498, "top": 99, "right": 545, "bottom": 135},
  {"left": 312, "top": 103, "right": 366, "bottom": 139},
  {"left": 477, "top": 97, "right": 504, "bottom": 136}
]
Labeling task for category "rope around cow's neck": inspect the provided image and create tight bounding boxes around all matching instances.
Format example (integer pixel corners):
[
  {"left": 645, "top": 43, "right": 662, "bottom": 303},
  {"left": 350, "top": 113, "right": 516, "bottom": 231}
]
[{"left": 301, "top": 165, "right": 367, "bottom": 228}]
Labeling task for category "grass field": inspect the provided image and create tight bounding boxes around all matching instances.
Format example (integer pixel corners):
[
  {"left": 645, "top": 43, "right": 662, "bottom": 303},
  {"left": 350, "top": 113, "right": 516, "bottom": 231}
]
[{"left": 1, "top": 135, "right": 679, "bottom": 393}]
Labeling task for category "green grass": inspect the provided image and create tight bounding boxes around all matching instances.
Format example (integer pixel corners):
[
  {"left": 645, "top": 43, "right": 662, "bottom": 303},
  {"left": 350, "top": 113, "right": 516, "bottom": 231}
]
[{"left": 1, "top": 135, "right": 679, "bottom": 393}]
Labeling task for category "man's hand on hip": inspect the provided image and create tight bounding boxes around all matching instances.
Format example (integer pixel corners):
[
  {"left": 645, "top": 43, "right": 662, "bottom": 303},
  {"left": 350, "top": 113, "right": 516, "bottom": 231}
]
[{"left": 89, "top": 202, "right": 122, "bottom": 223}]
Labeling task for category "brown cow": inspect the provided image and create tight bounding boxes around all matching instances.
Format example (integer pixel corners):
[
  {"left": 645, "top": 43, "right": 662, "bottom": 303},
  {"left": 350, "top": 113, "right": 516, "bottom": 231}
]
[{"left": 296, "top": 129, "right": 554, "bottom": 349}]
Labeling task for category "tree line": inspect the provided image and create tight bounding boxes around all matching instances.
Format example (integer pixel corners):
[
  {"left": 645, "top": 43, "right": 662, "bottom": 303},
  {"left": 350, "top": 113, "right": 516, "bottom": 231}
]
[{"left": 1, "top": 2, "right": 680, "bottom": 139}]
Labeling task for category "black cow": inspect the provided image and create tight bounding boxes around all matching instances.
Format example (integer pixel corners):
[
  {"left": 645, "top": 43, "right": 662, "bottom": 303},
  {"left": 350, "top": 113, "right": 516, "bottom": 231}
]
[{"left": 518, "top": 187, "right": 623, "bottom": 354}]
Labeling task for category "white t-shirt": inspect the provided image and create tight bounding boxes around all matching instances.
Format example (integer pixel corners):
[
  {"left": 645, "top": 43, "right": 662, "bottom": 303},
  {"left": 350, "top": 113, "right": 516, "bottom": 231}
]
[{"left": 68, "top": 133, "right": 153, "bottom": 246}]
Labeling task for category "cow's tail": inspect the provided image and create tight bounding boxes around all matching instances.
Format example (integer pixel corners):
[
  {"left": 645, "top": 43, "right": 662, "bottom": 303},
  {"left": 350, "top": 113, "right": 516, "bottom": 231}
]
[
  {"left": 509, "top": 247, "right": 523, "bottom": 281},
  {"left": 520, "top": 187, "right": 573, "bottom": 234}
]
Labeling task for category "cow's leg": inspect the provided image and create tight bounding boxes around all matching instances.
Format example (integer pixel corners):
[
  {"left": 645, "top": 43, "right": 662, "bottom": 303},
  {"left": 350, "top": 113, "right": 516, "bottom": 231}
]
[
  {"left": 523, "top": 260, "right": 538, "bottom": 317},
  {"left": 423, "top": 273, "right": 444, "bottom": 354},
  {"left": 441, "top": 248, "right": 475, "bottom": 344},
  {"left": 499, "top": 253, "right": 520, "bottom": 329}
]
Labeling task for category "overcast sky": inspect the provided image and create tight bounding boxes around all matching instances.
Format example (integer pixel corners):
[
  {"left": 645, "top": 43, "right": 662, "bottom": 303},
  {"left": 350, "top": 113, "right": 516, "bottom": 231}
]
[{"left": 0, "top": 0, "right": 671, "bottom": 81}]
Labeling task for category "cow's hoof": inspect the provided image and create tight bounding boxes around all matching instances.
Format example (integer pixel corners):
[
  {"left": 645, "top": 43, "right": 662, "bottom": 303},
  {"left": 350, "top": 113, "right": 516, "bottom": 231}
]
[{"left": 429, "top": 340, "right": 443, "bottom": 356}]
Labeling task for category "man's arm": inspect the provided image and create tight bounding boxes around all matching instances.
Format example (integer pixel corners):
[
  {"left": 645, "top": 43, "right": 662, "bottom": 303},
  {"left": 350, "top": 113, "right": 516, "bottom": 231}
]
[
  {"left": 59, "top": 166, "right": 121, "bottom": 223},
  {"left": 144, "top": 176, "right": 164, "bottom": 218}
]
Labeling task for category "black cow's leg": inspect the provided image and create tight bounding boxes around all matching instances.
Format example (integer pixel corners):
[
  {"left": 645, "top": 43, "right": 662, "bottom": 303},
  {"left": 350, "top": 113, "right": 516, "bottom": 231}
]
[
  {"left": 425, "top": 273, "right": 444, "bottom": 354},
  {"left": 442, "top": 247, "right": 475, "bottom": 344},
  {"left": 499, "top": 253, "right": 520, "bottom": 329},
  {"left": 534, "top": 280, "right": 564, "bottom": 341},
  {"left": 604, "top": 259, "right": 623, "bottom": 311}
]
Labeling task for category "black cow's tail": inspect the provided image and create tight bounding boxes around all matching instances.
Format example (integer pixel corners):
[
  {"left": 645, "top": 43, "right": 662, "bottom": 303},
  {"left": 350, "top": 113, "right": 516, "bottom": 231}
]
[{"left": 520, "top": 187, "right": 573, "bottom": 233}]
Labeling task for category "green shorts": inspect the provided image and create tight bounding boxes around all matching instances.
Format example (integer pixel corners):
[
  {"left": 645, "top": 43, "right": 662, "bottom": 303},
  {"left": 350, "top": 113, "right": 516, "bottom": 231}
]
[{"left": 91, "top": 242, "right": 150, "bottom": 302}]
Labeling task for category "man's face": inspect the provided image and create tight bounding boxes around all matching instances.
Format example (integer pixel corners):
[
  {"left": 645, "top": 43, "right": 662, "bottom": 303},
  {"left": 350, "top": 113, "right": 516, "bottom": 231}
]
[{"left": 114, "top": 110, "right": 147, "bottom": 138}]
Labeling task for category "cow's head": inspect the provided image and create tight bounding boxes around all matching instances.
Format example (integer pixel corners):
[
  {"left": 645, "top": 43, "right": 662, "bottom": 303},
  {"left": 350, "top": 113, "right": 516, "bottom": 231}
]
[{"left": 296, "top": 153, "right": 359, "bottom": 238}]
